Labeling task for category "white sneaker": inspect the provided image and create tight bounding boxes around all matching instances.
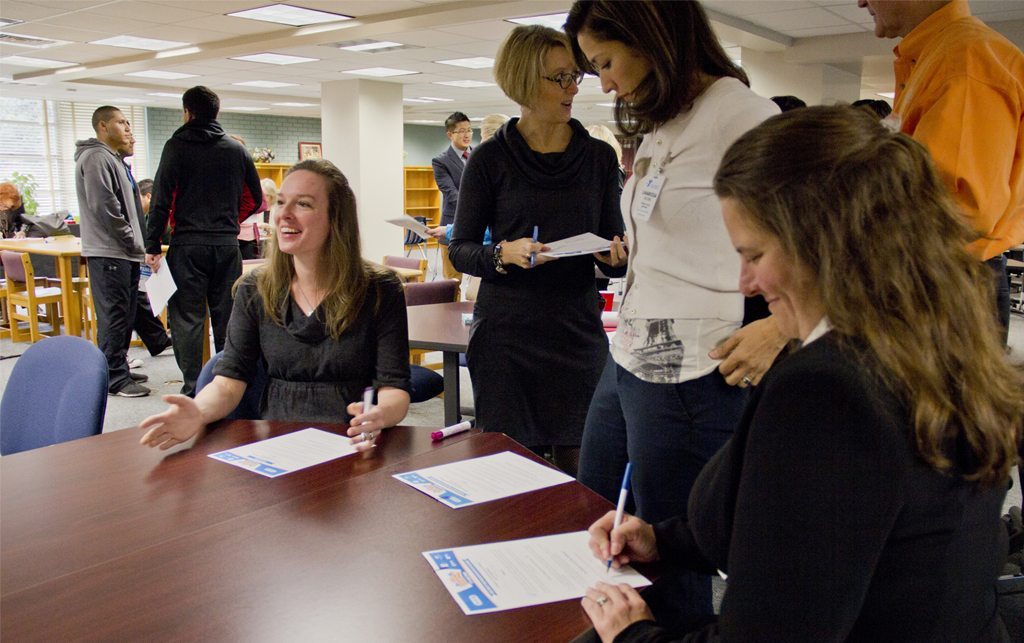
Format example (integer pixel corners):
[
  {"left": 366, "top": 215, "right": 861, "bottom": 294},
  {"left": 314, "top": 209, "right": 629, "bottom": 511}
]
[{"left": 127, "top": 357, "right": 144, "bottom": 369}]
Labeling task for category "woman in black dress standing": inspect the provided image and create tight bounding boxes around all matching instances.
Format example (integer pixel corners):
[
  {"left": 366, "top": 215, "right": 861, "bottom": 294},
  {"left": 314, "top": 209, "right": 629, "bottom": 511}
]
[
  {"left": 140, "top": 159, "right": 411, "bottom": 451},
  {"left": 448, "top": 25, "right": 624, "bottom": 473}
]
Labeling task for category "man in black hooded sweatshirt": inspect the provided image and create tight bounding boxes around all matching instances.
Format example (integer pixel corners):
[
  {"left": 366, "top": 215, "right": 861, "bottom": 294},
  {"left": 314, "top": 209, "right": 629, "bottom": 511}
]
[{"left": 145, "top": 86, "right": 262, "bottom": 397}]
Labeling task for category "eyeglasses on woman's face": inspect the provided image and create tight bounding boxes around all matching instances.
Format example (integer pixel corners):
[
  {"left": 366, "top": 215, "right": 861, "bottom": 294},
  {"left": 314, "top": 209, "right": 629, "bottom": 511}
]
[{"left": 541, "top": 70, "right": 584, "bottom": 90}]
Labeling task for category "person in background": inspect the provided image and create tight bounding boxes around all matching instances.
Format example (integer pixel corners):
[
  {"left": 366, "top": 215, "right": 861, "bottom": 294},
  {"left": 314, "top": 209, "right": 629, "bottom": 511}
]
[
  {"left": 581, "top": 105, "right": 1022, "bottom": 643},
  {"left": 448, "top": 25, "right": 625, "bottom": 475},
  {"left": 769, "top": 94, "right": 807, "bottom": 112},
  {"left": 118, "top": 145, "right": 171, "bottom": 365},
  {"left": 145, "top": 86, "right": 263, "bottom": 397},
  {"left": 0, "top": 182, "right": 28, "bottom": 239},
  {"left": 858, "top": 0, "right": 1024, "bottom": 345},
  {"left": 75, "top": 106, "right": 150, "bottom": 397},
  {"left": 585, "top": 123, "right": 624, "bottom": 187},
  {"left": 140, "top": 159, "right": 411, "bottom": 451},
  {"left": 425, "top": 114, "right": 509, "bottom": 244},
  {"left": 851, "top": 97, "right": 892, "bottom": 119},
  {"left": 432, "top": 111, "right": 474, "bottom": 299},
  {"left": 479, "top": 113, "right": 510, "bottom": 142},
  {"left": 566, "top": 0, "right": 780, "bottom": 622}
]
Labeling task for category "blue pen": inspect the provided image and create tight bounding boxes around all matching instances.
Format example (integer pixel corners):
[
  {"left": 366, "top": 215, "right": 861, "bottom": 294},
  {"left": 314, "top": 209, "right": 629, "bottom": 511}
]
[
  {"left": 607, "top": 462, "right": 633, "bottom": 572},
  {"left": 529, "top": 225, "right": 539, "bottom": 267}
]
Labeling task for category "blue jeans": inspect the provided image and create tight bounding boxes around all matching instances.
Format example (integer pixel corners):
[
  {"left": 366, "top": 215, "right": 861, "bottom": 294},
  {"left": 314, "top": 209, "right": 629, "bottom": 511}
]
[{"left": 579, "top": 354, "right": 747, "bottom": 621}]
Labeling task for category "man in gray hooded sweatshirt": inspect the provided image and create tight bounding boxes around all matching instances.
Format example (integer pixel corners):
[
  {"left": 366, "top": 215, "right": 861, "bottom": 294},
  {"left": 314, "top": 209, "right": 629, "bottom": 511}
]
[{"left": 75, "top": 105, "right": 150, "bottom": 397}]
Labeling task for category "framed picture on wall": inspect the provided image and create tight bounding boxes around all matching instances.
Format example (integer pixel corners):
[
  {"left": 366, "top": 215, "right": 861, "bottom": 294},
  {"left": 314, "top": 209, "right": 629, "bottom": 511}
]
[{"left": 298, "top": 142, "right": 322, "bottom": 160}]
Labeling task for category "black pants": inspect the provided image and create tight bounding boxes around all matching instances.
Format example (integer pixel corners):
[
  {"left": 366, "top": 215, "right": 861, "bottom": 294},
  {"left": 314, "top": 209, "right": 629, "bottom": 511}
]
[
  {"left": 987, "top": 255, "right": 1010, "bottom": 346},
  {"left": 133, "top": 294, "right": 171, "bottom": 356},
  {"left": 166, "top": 245, "right": 241, "bottom": 396},
  {"left": 86, "top": 257, "right": 139, "bottom": 393}
]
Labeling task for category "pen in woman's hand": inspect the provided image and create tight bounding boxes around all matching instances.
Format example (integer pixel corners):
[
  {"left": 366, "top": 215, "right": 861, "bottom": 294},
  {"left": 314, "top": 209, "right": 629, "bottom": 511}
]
[{"left": 608, "top": 462, "right": 633, "bottom": 572}]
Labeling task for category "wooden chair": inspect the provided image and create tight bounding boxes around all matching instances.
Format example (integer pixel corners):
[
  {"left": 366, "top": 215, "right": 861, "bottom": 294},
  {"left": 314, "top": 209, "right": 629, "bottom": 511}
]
[
  {"left": 403, "top": 278, "right": 459, "bottom": 369},
  {"left": 0, "top": 280, "right": 9, "bottom": 340},
  {"left": 1, "top": 251, "right": 63, "bottom": 343},
  {"left": 383, "top": 255, "right": 428, "bottom": 283}
]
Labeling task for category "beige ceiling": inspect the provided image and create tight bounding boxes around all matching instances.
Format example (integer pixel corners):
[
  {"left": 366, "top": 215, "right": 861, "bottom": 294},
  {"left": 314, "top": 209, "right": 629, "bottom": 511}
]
[{"left": 1, "top": 0, "right": 1022, "bottom": 124}]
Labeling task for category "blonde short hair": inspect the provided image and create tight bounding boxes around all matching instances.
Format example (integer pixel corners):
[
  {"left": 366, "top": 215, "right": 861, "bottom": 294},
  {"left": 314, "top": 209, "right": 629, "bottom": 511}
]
[
  {"left": 586, "top": 124, "right": 622, "bottom": 164},
  {"left": 480, "top": 113, "right": 510, "bottom": 142},
  {"left": 260, "top": 177, "right": 278, "bottom": 200},
  {"left": 494, "top": 25, "right": 571, "bottom": 108}
]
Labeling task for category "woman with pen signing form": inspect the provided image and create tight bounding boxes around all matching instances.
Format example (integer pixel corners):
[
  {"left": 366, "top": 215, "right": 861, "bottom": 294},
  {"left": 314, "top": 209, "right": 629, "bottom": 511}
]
[
  {"left": 579, "top": 107, "right": 1023, "bottom": 642},
  {"left": 447, "top": 25, "right": 625, "bottom": 475},
  {"left": 141, "top": 160, "right": 410, "bottom": 451}
]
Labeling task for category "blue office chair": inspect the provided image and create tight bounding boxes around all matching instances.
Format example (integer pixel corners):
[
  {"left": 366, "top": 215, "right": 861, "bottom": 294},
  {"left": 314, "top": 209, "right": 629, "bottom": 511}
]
[
  {"left": 1, "top": 335, "right": 107, "bottom": 455},
  {"left": 410, "top": 364, "right": 444, "bottom": 403},
  {"left": 196, "top": 351, "right": 267, "bottom": 420}
]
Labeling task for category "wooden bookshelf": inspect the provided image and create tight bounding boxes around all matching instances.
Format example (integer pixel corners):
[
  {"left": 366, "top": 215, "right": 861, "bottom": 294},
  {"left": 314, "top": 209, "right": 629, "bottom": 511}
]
[
  {"left": 403, "top": 166, "right": 441, "bottom": 248},
  {"left": 255, "top": 163, "right": 290, "bottom": 187}
]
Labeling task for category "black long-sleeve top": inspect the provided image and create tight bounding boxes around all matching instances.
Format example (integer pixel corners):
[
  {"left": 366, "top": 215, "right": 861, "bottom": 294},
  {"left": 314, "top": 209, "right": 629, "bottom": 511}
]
[
  {"left": 617, "top": 332, "right": 1009, "bottom": 642},
  {"left": 448, "top": 118, "right": 625, "bottom": 291}
]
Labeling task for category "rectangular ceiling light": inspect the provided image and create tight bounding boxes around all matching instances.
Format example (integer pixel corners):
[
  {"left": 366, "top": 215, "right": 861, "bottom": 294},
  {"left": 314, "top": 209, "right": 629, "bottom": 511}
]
[
  {"left": 343, "top": 67, "right": 418, "bottom": 77},
  {"left": 0, "top": 19, "right": 23, "bottom": 28},
  {"left": 232, "top": 53, "right": 318, "bottom": 65},
  {"left": 111, "top": 97, "right": 149, "bottom": 104},
  {"left": 227, "top": 4, "right": 351, "bottom": 27},
  {"left": 403, "top": 98, "right": 432, "bottom": 103},
  {"left": 232, "top": 80, "right": 299, "bottom": 88},
  {"left": 125, "top": 70, "right": 197, "bottom": 79},
  {"left": 435, "top": 57, "right": 493, "bottom": 69},
  {"left": 0, "top": 32, "right": 69, "bottom": 48},
  {"left": 224, "top": 106, "right": 270, "bottom": 111},
  {"left": 876, "top": 91, "right": 896, "bottom": 99},
  {"left": 433, "top": 80, "right": 495, "bottom": 88},
  {"left": 91, "top": 36, "right": 189, "bottom": 51},
  {"left": 506, "top": 13, "right": 568, "bottom": 30},
  {"left": 418, "top": 96, "right": 453, "bottom": 102},
  {"left": 336, "top": 39, "right": 405, "bottom": 52},
  {"left": 596, "top": 102, "right": 615, "bottom": 107},
  {"left": 147, "top": 92, "right": 182, "bottom": 97},
  {"left": 0, "top": 55, "right": 76, "bottom": 69},
  {"left": 273, "top": 101, "right": 317, "bottom": 107}
]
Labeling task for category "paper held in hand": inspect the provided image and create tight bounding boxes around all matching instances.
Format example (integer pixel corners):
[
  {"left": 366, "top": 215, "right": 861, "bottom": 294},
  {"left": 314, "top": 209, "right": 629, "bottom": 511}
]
[
  {"left": 386, "top": 216, "right": 433, "bottom": 239},
  {"left": 146, "top": 262, "right": 177, "bottom": 316},
  {"left": 539, "top": 232, "right": 612, "bottom": 257}
]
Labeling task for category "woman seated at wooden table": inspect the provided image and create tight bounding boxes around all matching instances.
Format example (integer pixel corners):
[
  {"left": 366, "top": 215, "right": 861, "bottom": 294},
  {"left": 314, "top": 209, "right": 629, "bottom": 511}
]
[
  {"left": 141, "top": 159, "right": 411, "bottom": 451},
  {"left": 580, "top": 106, "right": 1023, "bottom": 641}
]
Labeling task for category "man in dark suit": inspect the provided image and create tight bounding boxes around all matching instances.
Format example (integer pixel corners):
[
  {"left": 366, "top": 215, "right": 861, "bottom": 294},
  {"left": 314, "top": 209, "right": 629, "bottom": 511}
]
[{"left": 431, "top": 111, "right": 473, "bottom": 294}]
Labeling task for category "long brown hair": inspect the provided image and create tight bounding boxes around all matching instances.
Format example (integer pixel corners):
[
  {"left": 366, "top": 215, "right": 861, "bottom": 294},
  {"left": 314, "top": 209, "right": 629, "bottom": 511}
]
[
  {"left": 564, "top": 0, "right": 747, "bottom": 136},
  {"left": 714, "top": 106, "right": 1023, "bottom": 487},
  {"left": 256, "top": 159, "right": 383, "bottom": 338}
]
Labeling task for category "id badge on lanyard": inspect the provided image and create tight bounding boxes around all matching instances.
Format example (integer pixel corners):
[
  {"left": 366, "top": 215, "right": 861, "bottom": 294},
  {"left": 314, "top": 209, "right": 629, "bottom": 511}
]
[{"left": 633, "top": 172, "right": 665, "bottom": 222}]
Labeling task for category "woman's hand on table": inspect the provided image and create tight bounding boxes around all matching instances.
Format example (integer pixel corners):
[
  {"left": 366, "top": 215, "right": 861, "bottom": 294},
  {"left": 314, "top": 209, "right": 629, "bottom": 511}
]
[
  {"left": 709, "top": 316, "right": 788, "bottom": 387},
  {"left": 582, "top": 581, "right": 655, "bottom": 643},
  {"left": 139, "top": 395, "right": 204, "bottom": 449},
  {"left": 588, "top": 510, "right": 659, "bottom": 569},
  {"left": 500, "top": 236, "right": 552, "bottom": 269},
  {"left": 594, "top": 235, "right": 628, "bottom": 268}
]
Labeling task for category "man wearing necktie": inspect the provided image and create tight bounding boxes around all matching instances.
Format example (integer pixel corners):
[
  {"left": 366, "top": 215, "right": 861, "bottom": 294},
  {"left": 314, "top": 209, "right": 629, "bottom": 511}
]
[{"left": 432, "top": 111, "right": 474, "bottom": 295}]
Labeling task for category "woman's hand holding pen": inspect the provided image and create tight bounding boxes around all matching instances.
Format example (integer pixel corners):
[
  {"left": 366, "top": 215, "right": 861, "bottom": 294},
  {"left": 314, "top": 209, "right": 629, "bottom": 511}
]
[
  {"left": 501, "top": 236, "right": 552, "bottom": 269},
  {"left": 594, "top": 235, "right": 628, "bottom": 268},
  {"left": 587, "top": 510, "right": 659, "bottom": 569},
  {"left": 346, "top": 400, "right": 385, "bottom": 452}
]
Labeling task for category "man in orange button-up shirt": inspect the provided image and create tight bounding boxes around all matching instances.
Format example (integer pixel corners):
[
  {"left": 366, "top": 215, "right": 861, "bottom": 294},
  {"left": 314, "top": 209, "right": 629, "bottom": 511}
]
[{"left": 859, "top": 0, "right": 1024, "bottom": 343}]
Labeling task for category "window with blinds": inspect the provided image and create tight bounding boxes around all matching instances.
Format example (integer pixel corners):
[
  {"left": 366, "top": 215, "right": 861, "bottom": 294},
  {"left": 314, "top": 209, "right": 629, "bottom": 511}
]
[{"left": 0, "top": 97, "right": 149, "bottom": 217}]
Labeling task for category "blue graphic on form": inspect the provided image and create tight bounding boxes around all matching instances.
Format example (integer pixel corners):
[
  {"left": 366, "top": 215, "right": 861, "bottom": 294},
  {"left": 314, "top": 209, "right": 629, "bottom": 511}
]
[
  {"left": 430, "top": 551, "right": 462, "bottom": 570},
  {"left": 212, "top": 452, "right": 242, "bottom": 462},
  {"left": 458, "top": 585, "right": 496, "bottom": 611},
  {"left": 399, "top": 473, "right": 430, "bottom": 484},
  {"left": 440, "top": 491, "right": 471, "bottom": 506},
  {"left": 255, "top": 464, "right": 287, "bottom": 476}
]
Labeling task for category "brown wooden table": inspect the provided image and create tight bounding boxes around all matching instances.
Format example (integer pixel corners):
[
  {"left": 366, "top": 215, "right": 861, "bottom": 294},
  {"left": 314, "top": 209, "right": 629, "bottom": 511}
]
[
  {"left": 1, "top": 424, "right": 615, "bottom": 641},
  {"left": 407, "top": 301, "right": 473, "bottom": 426},
  {"left": 0, "top": 236, "right": 84, "bottom": 337}
]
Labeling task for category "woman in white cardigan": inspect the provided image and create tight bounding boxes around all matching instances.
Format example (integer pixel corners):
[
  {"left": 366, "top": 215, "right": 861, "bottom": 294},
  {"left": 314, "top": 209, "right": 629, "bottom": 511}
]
[{"left": 566, "top": 0, "right": 783, "bottom": 625}]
